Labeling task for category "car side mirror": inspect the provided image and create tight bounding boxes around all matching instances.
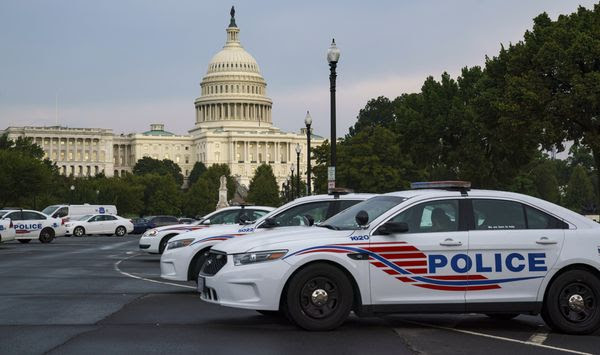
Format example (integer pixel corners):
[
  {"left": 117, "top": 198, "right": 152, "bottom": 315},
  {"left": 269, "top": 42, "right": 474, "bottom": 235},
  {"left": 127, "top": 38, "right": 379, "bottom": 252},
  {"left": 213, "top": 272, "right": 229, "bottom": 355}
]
[
  {"left": 377, "top": 221, "right": 409, "bottom": 235},
  {"left": 202, "top": 219, "right": 211, "bottom": 225},
  {"left": 261, "top": 217, "right": 278, "bottom": 228},
  {"left": 304, "top": 214, "right": 315, "bottom": 226},
  {"left": 355, "top": 210, "right": 369, "bottom": 227}
]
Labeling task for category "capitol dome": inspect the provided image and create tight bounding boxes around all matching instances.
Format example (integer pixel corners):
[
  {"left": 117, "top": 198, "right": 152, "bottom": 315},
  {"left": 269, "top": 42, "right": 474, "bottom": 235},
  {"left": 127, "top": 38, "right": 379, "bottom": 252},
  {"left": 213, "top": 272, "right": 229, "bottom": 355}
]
[{"left": 194, "top": 8, "right": 272, "bottom": 129}]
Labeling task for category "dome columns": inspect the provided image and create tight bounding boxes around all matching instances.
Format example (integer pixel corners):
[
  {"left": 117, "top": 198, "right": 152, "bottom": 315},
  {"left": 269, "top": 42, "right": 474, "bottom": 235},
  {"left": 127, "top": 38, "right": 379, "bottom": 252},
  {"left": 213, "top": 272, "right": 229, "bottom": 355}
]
[{"left": 196, "top": 102, "right": 272, "bottom": 124}]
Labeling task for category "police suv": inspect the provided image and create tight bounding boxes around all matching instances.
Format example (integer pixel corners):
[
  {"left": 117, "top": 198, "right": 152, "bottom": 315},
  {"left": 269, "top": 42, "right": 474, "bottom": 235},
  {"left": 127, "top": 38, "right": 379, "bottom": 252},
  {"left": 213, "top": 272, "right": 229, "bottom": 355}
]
[
  {"left": 199, "top": 182, "right": 600, "bottom": 334},
  {"left": 0, "top": 209, "right": 64, "bottom": 243},
  {"left": 139, "top": 205, "right": 274, "bottom": 254},
  {"left": 161, "top": 192, "right": 376, "bottom": 283}
]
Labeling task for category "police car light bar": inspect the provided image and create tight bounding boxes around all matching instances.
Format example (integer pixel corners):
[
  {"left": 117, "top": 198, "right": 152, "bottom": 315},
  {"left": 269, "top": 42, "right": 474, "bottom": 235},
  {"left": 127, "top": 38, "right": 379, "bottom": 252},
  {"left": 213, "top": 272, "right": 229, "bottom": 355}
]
[
  {"left": 410, "top": 181, "right": 471, "bottom": 190},
  {"left": 329, "top": 187, "right": 354, "bottom": 196}
]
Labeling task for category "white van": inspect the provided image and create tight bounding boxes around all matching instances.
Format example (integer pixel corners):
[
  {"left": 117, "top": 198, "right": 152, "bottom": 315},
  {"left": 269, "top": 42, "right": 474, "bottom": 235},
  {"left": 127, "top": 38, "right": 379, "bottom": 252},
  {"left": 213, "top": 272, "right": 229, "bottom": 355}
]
[{"left": 42, "top": 204, "right": 118, "bottom": 222}]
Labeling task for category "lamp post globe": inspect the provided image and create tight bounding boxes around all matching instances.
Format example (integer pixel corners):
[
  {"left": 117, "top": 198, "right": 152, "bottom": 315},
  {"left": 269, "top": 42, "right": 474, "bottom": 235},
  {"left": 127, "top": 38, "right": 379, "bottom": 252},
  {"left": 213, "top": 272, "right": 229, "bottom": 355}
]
[
  {"left": 327, "top": 38, "right": 340, "bottom": 192},
  {"left": 70, "top": 185, "right": 75, "bottom": 204},
  {"left": 304, "top": 111, "right": 312, "bottom": 195}
]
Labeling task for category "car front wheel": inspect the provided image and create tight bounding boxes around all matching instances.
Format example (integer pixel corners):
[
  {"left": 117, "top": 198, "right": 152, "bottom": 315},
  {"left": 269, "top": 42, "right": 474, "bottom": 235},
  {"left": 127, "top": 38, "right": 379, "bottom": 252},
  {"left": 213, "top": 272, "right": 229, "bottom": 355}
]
[
  {"left": 73, "top": 226, "right": 85, "bottom": 237},
  {"left": 115, "top": 226, "right": 127, "bottom": 237},
  {"left": 542, "top": 269, "right": 600, "bottom": 334},
  {"left": 39, "top": 228, "right": 54, "bottom": 243},
  {"left": 284, "top": 263, "right": 353, "bottom": 331}
]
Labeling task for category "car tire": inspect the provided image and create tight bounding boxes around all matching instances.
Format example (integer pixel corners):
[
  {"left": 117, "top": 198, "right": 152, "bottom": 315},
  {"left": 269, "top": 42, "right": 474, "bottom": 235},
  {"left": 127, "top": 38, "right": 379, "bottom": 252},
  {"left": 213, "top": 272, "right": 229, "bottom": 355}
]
[
  {"left": 18, "top": 239, "right": 31, "bottom": 244},
  {"left": 485, "top": 313, "right": 519, "bottom": 320},
  {"left": 73, "top": 226, "right": 85, "bottom": 237},
  {"left": 39, "top": 228, "right": 54, "bottom": 243},
  {"left": 158, "top": 234, "right": 177, "bottom": 254},
  {"left": 188, "top": 249, "right": 211, "bottom": 282},
  {"left": 115, "top": 226, "right": 126, "bottom": 237},
  {"left": 542, "top": 269, "right": 600, "bottom": 335},
  {"left": 284, "top": 263, "right": 353, "bottom": 331}
]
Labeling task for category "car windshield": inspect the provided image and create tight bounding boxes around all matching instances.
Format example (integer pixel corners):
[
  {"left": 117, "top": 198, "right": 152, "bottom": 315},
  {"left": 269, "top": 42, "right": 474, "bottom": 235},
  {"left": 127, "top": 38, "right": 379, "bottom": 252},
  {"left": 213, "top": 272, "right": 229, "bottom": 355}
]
[
  {"left": 0, "top": 210, "right": 9, "bottom": 218},
  {"left": 318, "top": 196, "right": 406, "bottom": 231},
  {"left": 78, "top": 215, "right": 93, "bottom": 221},
  {"left": 42, "top": 206, "right": 58, "bottom": 215}
]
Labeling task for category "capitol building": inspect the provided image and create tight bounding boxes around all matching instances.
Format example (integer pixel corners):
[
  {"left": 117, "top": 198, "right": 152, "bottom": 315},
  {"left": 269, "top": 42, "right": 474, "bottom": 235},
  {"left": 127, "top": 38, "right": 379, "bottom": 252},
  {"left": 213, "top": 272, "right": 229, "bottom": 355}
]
[{"left": 3, "top": 9, "right": 323, "bottom": 188}]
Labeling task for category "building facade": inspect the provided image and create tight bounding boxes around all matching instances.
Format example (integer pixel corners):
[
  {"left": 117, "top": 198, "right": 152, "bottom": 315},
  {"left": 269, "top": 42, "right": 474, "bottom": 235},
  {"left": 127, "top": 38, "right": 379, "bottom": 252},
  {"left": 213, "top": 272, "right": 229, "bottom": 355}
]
[{"left": 3, "top": 10, "right": 323, "bottom": 189}]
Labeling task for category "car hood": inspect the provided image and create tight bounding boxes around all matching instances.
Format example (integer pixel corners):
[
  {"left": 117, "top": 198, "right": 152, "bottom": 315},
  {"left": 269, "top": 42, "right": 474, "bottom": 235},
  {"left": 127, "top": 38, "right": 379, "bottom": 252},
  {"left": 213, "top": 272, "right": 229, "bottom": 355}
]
[
  {"left": 212, "top": 227, "right": 357, "bottom": 254},
  {"left": 151, "top": 223, "right": 213, "bottom": 234},
  {"left": 169, "top": 223, "right": 249, "bottom": 242}
]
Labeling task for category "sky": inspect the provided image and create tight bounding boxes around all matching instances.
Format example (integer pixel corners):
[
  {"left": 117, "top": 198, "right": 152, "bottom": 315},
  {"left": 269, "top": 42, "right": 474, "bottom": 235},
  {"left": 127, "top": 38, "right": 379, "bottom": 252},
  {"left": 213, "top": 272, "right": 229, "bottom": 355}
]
[{"left": 0, "top": 0, "right": 597, "bottom": 138}]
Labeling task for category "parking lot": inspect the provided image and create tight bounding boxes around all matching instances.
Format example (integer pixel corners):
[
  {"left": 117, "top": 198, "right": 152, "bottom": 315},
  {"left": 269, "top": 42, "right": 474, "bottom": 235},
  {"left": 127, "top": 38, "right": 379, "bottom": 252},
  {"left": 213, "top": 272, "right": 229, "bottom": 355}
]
[{"left": 0, "top": 235, "right": 598, "bottom": 355}]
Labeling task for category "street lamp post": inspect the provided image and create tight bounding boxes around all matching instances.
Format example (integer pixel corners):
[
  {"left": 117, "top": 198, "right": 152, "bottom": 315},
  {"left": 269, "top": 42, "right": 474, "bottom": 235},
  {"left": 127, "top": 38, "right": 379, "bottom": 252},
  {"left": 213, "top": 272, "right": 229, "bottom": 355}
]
[
  {"left": 290, "top": 163, "right": 295, "bottom": 199},
  {"left": 70, "top": 185, "right": 75, "bottom": 204},
  {"left": 295, "top": 144, "right": 301, "bottom": 197},
  {"left": 327, "top": 39, "right": 340, "bottom": 191},
  {"left": 304, "top": 111, "right": 312, "bottom": 195}
]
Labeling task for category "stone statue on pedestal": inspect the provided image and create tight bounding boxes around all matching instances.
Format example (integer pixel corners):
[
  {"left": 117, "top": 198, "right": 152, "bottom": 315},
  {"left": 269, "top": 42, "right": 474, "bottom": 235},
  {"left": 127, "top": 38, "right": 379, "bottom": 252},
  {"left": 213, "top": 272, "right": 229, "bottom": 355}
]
[{"left": 216, "top": 175, "right": 229, "bottom": 210}]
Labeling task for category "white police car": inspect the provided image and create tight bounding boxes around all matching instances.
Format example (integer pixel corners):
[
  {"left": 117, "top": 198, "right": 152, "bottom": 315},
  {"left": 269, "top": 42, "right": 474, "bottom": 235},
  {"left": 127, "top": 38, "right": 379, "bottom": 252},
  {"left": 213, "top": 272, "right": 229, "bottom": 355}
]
[
  {"left": 161, "top": 192, "right": 376, "bottom": 283},
  {"left": 0, "top": 209, "right": 64, "bottom": 243},
  {"left": 199, "top": 182, "right": 600, "bottom": 334},
  {"left": 0, "top": 217, "right": 16, "bottom": 243},
  {"left": 140, "top": 206, "right": 274, "bottom": 254}
]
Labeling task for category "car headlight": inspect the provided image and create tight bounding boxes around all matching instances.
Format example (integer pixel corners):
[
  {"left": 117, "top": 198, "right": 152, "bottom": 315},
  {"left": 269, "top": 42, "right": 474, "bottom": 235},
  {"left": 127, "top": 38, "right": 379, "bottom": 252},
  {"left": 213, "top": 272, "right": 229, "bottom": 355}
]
[
  {"left": 167, "top": 238, "right": 194, "bottom": 250},
  {"left": 144, "top": 229, "right": 158, "bottom": 237},
  {"left": 233, "top": 250, "right": 288, "bottom": 266}
]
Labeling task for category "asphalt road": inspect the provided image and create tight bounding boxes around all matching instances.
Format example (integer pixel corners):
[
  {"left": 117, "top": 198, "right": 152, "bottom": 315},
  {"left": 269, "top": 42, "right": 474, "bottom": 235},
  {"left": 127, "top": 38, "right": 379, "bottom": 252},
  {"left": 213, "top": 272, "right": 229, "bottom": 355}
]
[{"left": 0, "top": 236, "right": 599, "bottom": 355}]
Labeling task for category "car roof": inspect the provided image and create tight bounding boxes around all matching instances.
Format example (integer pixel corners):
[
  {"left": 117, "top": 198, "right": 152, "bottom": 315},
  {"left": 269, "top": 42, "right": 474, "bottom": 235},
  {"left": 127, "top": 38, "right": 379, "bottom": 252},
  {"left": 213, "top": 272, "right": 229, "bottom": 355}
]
[
  {"left": 288, "top": 193, "right": 378, "bottom": 203},
  {"left": 383, "top": 188, "right": 597, "bottom": 228}
]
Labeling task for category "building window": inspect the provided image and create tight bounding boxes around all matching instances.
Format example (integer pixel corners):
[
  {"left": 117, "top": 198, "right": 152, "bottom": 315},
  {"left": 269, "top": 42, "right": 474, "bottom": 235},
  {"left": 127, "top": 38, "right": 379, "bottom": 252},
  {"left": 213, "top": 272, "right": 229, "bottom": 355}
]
[
  {"left": 185, "top": 156, "right": 189, "bottom": 164},
  {"left": 185, "top": 146, "right": 189, "bottom": 151},
  {"left": 176, "top": 156, "right": 180, "bottom": 163}
]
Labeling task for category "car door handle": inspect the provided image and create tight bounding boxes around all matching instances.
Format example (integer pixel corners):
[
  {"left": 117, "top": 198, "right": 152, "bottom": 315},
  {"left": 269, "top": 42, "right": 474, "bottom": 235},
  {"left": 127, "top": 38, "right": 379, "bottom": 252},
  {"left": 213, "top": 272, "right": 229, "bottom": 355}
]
[
  {"left": 440, "top": 238, "right": 462, "bottom": 247},
  {"left": 536, "top": 237, "right": 558, "bottom": 245}
]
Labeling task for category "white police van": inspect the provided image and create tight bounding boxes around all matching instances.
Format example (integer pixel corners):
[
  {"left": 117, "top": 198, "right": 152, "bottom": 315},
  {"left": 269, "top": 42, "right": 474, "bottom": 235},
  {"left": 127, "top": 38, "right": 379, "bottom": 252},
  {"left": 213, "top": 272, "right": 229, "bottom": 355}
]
[
  {"left": 42, "top": 204, "right": 117, "bottom": 222},
  {"left": 0, "top": 209, "right": 64, "bottom": 243},
  {"left": 200, "top": 182, "right": 600, "bottom": 334}
]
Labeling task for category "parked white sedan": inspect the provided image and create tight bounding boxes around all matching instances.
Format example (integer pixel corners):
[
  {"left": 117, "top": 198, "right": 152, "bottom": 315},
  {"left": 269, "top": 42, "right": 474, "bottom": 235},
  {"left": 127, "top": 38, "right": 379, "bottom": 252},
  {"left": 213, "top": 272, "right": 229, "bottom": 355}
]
[{"left": 65, "top": 214, "right": 134, "bottom": 237}]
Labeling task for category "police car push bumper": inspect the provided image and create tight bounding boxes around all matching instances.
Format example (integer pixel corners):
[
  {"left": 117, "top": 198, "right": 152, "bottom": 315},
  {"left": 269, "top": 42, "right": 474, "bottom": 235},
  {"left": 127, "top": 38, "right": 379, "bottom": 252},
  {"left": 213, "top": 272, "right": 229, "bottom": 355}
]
[{"left": 201, "top": 254, "right": 289, "bottom": 310}]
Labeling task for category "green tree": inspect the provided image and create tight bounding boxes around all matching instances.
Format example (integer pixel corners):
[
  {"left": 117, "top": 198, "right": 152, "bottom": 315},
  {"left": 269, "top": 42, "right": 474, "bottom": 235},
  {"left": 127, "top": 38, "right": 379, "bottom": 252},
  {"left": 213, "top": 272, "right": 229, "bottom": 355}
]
[
  {"left": 133, "top": 157, "right": 184, "bottom": 186},
  {"left": 499, "top": 5, "right": 600, "bottom": 207},
  {"left": 247, "top": 164, "right": 280, "bottom": 206},
  {"left": 188, "top": 161, "right": 207, "bottom": 186},
  {"left": 564, "top": 165, "right": 595, "bottom": 213},
  {"left": 0, "top": 150, "right": 52, "bottom": 208},
  {"left": 184, "top": 177, "right": 212, "bottom": 217},
  {"left": 0, "top": 133, "right": 45, "bottom": 159},
  {"left": 130, "top": 174, "right": 182, "bottom": 216},
  {"left": 97, "top": 177, "right": 144, "bottom": 216},
  {"left": 347, "top": 96, "right": 395, "bottom": 137},
  {"left": 182, "top": 164, "right": 236, "bottom": 217},
  {"left": 336, "top": 126, "right": 415, "bottom": 193}
]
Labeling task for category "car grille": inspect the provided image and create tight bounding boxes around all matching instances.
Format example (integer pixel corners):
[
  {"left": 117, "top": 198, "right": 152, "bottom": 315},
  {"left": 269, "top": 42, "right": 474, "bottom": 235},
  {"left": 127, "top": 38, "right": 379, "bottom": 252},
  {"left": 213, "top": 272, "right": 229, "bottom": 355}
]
[{"left": 200, "top": 251, "right": 227, "bottom": 276}]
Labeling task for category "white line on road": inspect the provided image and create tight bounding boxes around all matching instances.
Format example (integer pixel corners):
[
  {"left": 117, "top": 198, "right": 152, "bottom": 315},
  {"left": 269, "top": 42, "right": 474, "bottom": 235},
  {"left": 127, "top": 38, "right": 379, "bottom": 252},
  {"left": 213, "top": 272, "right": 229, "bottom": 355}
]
[
  {"left": 395, "top": 321, "right": 592, "bottom": 355},
  {"left": 114, "top": 253, "right": 196, "bottom": 290},
  {"left": 528, "top": 332, "right": 549, "bottom": 345}
]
